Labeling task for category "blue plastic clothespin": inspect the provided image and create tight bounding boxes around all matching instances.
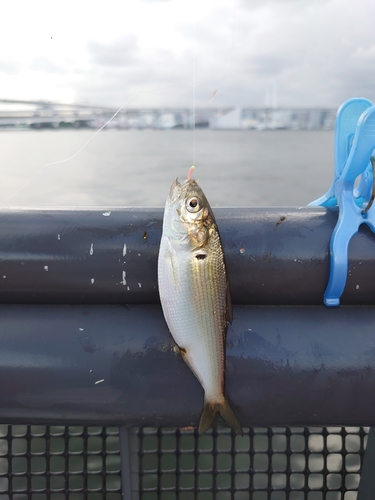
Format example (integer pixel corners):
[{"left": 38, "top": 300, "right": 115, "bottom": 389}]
[
  {"left": 309, "top": 97, "right": 373, "bottom": 208},
  {"left": 309, "top": 99, "right": 375, "bottom": 306}
]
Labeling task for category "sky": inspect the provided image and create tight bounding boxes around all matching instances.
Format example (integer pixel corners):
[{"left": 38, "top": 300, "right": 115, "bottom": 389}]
[{"left": 1, "top": 0, "right": 375, "bottom": 109}]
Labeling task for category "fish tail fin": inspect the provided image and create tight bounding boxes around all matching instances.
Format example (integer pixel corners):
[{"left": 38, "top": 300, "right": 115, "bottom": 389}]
[
  {"left": 198, "top": 401, "right": 217, "bottom": 435},
  {"left": 219, "top": 397, "right": 243, "bottom": 436},
  {"left": 199, "top": 397, "right": 243, "bottom": 436}
]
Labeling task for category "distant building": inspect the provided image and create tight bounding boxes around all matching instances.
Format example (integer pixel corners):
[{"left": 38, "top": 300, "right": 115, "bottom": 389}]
[
  {"left": 157, "top": 113, "right": 177, "bottom": 129},
  {"left": 209, "top": 108, "right": 242, "bottom": 130},
  {"left": 0, "top": 99, "right": 337, "bottom": 131}
]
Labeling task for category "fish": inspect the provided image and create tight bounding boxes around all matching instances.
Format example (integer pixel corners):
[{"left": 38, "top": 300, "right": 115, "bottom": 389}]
[{"left": 158, "top": 167, "right": 242, "bottom": 435}]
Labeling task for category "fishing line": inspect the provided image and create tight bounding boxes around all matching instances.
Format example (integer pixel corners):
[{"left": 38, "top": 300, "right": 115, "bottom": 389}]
[
  {"left": 0, "top": 83, "right": 191, "bottom": 206},
  {"left": 209, "top": 0, "right": 237, "bottom": 102},
  {"left": 3, "top": 3, "right": 236, "bottom": 205},
  {"left": 192, "top": 16, "right": 196, "bottom": 169}
]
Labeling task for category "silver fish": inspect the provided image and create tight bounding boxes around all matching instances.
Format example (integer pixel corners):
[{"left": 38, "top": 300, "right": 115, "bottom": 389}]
[{"left": 158, "top": 172, "right": 242, "bottom": 435}]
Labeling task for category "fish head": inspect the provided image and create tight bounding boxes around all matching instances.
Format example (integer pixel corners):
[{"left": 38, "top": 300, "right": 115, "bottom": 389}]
[{"left": 163, "top": 178, "right": 215, "bottom": 251}]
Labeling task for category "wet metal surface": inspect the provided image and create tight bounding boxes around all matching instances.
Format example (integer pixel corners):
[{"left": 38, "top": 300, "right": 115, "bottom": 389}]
[
  {"left": 1, "top": 304, "right": 375, "bottom": 427},
  {"left": 1, "top": 206, "right": 375, "bottom": 427},
  {"left": 0, "top": 206, "right": 374, "bottom": 305},
  {"left": 0, "top": 207, "right": 375, "bottom": 305}
]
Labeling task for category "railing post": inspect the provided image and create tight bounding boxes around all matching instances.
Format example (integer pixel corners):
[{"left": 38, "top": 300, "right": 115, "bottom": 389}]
[
  {"left": 119, "top": 426, "right": 139, "bottom": 500},
  {"left": 358, "top": 427, "right": 375, "bottom": 499}
]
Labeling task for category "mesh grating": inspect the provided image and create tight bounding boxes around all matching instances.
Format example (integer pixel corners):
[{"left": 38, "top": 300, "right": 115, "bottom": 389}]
[
  {"left": 0, "top": 425, "right": 369, "bottom": 499},
  {"left": 139, "top": 426, "right": 369, "bottom": 500},
  {"left": 0, "top": 425, "right": 121, "bottom": 500}
]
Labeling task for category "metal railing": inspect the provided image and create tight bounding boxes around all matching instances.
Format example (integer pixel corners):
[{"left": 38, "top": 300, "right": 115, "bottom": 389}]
[
  {"left": 0, "top": 206, "right": 375, "bottom": 498},
  {"left": 0, "top": 424, "right": 369, "bottom": 498}
]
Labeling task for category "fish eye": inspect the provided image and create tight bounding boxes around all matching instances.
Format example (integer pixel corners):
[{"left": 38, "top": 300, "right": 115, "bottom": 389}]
[{"left": 186, "top": 197, "right": 201, "bottom": 213}]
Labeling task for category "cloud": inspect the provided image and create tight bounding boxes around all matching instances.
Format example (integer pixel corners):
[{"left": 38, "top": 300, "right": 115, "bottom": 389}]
[
  {"left": 239, "top": 0, "right": 331, "bottom": 12},
  {"left": 31, "top": 57, "right": 66, "bottom": 74},
  {"left": 0, "top": 60, "right": 21, "bottom": 75},
  {"left": 219, "top": 0, "right": 375, "bottom": 107},
  {"left": 76, "top": 0, "right": 375, "bottom": 109},
  {"left": 2, "top": 0, "right": 375, "bottom": 108},
  {"left": 88, "top": 36, "right": 140, "bottom": 67}
]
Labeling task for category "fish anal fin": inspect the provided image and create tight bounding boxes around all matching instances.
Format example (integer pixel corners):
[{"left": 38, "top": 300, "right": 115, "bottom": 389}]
[{"left": 198, "top": 396, "right": 243, "bottom": 436}]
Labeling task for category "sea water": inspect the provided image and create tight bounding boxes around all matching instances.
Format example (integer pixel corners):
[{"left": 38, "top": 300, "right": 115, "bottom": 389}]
[{"left": 0, "top": 129, "right": 334, "bottom": 207}]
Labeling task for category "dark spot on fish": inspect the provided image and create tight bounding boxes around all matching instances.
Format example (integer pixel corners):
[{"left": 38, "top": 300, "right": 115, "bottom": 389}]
[
  {"left": 196, "top": 254, "right": 207, "bottom": 260},
  {"left": 276, "top": 216, "right": 286, "bottom": 227},
  {"left": 143, "top": 231, "right": 147, "bottom": 240},
  {"left": 179, "top": 347, "right": 187, "bottom": 355}
]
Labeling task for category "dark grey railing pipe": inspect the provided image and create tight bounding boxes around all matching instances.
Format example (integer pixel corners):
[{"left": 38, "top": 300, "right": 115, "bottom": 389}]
[
  {"left": 1, "top": 206, "right": 375, "bottom": 305},
  {"left": 1, "top": 206, "right": 375, "bottom": 429},
  {"left": 1, "top": 303, "right": 375, "bottom": 427}
]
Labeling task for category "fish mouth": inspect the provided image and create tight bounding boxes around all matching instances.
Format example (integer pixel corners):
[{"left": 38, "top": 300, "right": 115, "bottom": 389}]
[
  {"left": 168, "top": 178, "right": 182, "bottom": 201},
  {"left": 168, "top": 176, "right": 196, "bottom": 202}
]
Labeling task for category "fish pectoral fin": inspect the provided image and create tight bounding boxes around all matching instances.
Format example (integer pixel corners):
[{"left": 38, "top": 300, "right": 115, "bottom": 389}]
[
  {"left": 198, "top": 396, "right": 243, "bottom": 436},
  {"left": 164, "top": 238, "right": 179, "bottom": 290}
]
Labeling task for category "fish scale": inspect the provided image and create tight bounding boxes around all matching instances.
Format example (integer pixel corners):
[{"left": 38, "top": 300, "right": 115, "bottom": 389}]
[{"left": 158, "top": 175, "right": 242, "bottom": 435}]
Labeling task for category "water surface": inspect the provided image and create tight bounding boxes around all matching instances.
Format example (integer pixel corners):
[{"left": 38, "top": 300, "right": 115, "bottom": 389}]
[{"left": 0, "top": 129, "right": 334, "bottom": 207}]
